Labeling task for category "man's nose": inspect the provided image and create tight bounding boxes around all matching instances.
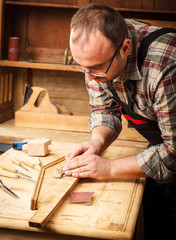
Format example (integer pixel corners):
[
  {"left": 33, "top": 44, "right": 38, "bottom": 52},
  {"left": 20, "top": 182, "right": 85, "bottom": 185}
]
[{"left": 85, "top": 72, "right": 95, "bottom": 81}]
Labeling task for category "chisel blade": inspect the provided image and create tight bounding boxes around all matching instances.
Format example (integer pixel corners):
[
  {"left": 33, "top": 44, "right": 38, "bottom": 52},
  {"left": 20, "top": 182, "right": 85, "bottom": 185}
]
[{"left": 0, "top": 180, "right": 19, "bottom": 199}]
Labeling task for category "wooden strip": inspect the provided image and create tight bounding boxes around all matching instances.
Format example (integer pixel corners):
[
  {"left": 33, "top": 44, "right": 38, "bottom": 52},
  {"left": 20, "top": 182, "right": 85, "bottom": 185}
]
[
  {"left": 31, "top": 156, "right": 65, "bottom": 210},
  {"left": 29, "top": 178, "right": 79, "bottom": 228},
  {"left": 29, "top": 158, "right": 79, "bottom": 228},
  {"left": 29, "top": 179, "right": 79, "bottom": 228}
]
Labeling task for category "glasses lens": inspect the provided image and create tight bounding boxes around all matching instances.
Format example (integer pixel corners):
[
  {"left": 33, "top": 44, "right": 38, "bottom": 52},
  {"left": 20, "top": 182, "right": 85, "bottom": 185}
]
[
  {"left": 91, "top": 73, "right": 106, "bottom": 77},
  {"left": 70, "top": 58, "right": 108, "bottom": 77}
]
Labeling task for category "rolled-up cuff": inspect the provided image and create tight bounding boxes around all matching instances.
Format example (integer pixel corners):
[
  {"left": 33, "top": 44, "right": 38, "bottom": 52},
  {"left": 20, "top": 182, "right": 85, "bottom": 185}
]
[
  {"left": 88, "top": 112, "right": 122, "bottom": 137},
  {"left": 136, "top": 146, "right": 172, "bottom": 180}
]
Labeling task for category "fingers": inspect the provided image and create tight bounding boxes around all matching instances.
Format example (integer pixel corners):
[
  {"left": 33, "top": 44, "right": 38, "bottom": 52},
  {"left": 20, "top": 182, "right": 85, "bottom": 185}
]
[
  {"left": 65, "top": 141, "right": 98, "bottom": 162},
  {"left": 64, "top": 154, "right": 86, "bottom": 171},
  {"left": 65, "top": 165, "right": 90, "bottom": 178},
  {"left": 64, "top": 154, "right": 111, "bottom": 180},
  {"left": 64, "top": 153, "right": 92, "bottom": 178},
  {"left": 72, "top": 171, "right": 90, "bottom": 178},
  {"left": 65, "top": 146, "right": 84, "bottom": 162}
]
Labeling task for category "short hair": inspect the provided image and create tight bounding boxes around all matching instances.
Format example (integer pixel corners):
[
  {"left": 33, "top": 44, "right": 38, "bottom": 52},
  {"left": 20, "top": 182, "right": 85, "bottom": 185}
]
[{"left": 70, "top": 3, "right": 128, "bottom": 49}]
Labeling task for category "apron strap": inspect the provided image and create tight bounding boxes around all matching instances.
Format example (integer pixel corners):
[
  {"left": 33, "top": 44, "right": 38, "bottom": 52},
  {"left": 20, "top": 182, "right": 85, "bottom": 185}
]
[{"left": 137, "top": 27, "right": 176, "bottom": 71}]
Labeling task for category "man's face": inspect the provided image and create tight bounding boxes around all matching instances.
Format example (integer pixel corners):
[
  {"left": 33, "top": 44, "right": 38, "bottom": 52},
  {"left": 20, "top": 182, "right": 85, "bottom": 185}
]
[{"left": 70, "top": 30, "right": 128, "bottom": 83}]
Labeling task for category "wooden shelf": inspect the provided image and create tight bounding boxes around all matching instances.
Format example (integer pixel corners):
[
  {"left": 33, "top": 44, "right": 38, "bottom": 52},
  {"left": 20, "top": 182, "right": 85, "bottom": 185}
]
[
  {"left": 5, "top": 1, "right": 176, "bottom": 15},
  {"left": 5, "top": 1, "right": 79, "bottom": 8},
  {"left": 0, "top": 60, "right": 80, "bottom": 72}
]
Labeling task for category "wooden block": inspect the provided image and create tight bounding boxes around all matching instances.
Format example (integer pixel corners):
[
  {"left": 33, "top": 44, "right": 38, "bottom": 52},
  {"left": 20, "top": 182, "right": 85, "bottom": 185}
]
[{"left": 25, "top": 139, "right": 51, "bottom": 156}]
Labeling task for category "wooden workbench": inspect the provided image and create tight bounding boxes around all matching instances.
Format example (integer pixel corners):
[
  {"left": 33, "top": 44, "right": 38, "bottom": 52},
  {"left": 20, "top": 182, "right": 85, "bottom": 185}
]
[{"left": 0, "top": 130, "right": 146, "bottom": 240}]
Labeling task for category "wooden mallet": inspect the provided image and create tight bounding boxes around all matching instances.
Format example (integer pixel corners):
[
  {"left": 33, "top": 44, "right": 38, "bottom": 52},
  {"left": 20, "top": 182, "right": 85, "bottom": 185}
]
[{"left": 13, "top": 139, "right": 55, "bottom": 157}]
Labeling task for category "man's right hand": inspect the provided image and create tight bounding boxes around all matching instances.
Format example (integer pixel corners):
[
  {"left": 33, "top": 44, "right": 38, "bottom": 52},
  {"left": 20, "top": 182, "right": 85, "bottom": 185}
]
[{"left": 65, "top": 140, "right": 101, "bottom": 162}]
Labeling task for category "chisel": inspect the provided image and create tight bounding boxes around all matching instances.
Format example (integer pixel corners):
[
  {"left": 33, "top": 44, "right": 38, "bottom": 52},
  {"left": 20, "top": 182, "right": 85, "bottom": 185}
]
[
  {"left": 0, "top": 173, "right": 36, "bottom": 183},
  {"left": 0, "top": 179, "right": 19, "bottom": 199},
  {"left": 21, "top": 159, "right": 40, "bottom": 172},
  {"left": 11, "top": 156, "right": 29, "bottom": 171},
  {"left": 0, "top": 164, "right": 32, "bottom": 178}
]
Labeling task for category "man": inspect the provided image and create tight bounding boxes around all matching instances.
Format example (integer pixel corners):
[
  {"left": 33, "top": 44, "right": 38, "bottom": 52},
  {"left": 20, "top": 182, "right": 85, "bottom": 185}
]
[{"left": 63, "top": 3, "right": 176, "bottom": 239}]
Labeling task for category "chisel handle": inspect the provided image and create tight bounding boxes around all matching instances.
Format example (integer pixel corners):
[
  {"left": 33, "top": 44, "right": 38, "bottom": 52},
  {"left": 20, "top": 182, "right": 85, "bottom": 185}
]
[
  {"left": 0, "top": 173, "right": 16, "bottom": 179},
  {"left": 11, "top": 157, "right": 20, "bottom": 165},
  {"left": 35, "top": 157, "right": 42, "bottom": 167},
  {"left": 0, "top": 164, "right": 16, "bottom": 173},
  {"left": 10, "top": 156, "right": 29, "bottom": 171},
  {"left": 21, "top": 159, "right": 33, "bottom": 168}
]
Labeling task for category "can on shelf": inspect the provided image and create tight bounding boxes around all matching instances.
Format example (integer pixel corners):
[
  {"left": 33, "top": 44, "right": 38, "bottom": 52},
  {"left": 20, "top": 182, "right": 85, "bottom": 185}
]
[{"left": 8, "top": 37, "right": 20, "bottom": 61}]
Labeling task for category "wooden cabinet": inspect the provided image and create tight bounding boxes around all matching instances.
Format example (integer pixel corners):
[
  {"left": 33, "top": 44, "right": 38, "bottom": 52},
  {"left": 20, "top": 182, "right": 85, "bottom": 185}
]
[{"left": 0, "top": 1, "right": 87, "bottom": 134}]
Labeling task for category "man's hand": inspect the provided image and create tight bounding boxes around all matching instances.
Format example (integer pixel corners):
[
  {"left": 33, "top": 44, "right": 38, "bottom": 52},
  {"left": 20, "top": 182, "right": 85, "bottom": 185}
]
[
  {"left": 64, "top": 151, "right": 111, "bottom": 179},
  {"left": 65, "top": 140, "right": 101, "bottom": 162},
  {"left": 64, "top": 139, "right": 147, "bottom": 180},
  {"left": 64, "top": 125, "right": 117, "bottom": 179}
]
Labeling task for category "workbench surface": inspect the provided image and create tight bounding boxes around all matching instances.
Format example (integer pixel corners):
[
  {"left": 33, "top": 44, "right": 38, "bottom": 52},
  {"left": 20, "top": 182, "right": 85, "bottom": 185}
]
[{"left": 0, "top": 140, "right": 145, "bottom": 240}]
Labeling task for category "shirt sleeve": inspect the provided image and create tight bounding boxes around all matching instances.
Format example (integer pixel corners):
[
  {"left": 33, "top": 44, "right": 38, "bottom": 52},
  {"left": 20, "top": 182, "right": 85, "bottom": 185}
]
[
  {"left": 85, "top": 78, "right": 122, "bottom": 137},
  {"left": 136, "top": 62, "right": 176, "bottom": 180}
]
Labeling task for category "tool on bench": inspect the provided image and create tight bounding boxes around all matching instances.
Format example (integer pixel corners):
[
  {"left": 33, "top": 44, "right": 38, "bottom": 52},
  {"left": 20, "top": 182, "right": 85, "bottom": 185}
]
[
  {"left": 12, "top": 139, "right": 57, "bottom": 157},
  {"left": 12, "top": 141, "right": 28, "bottom": 150},
  {"left": 53, "top": 168, "right": 65, "bottom": 179},
  {"left": 21, "top": 159, "right": 40, "bottom": 172},
  {"left": 23, "top": 68, "right": 33, "bottom": 106},
  {"left": 0, "top": 179, "right": 20, "bottom": 199},
  {"left": 34, "top": 157, "right": 42, "bottom": 168},
  {"left": 11, "top": 156, "right": 29, "bottom": 171},
  {"left": 0, "top": 164, "right": 32, "bottom": 178},
  {"left": 60, "top": 172, "right": 65, "bottom": 179},
  {"left": 0, "top": 173, "right": 36, "bottom": 183}
]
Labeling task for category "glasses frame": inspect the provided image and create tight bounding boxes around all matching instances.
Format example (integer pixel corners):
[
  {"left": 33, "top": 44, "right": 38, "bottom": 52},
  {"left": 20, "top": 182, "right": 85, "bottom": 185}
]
[{"left": 69, "top": 36, "right": 125, "bottom": 77}]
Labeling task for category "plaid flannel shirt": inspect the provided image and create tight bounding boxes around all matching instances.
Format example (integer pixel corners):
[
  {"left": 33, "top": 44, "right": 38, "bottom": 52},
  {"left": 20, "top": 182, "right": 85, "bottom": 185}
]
[{"left": 86, "top": 19, "right": 176, "bottom": 180}]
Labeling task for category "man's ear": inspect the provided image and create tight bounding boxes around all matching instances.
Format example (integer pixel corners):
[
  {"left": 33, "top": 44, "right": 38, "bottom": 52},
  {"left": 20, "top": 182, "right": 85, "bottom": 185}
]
[{"left": 120, "top": 39, "right": 131, "bottom": 57}]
